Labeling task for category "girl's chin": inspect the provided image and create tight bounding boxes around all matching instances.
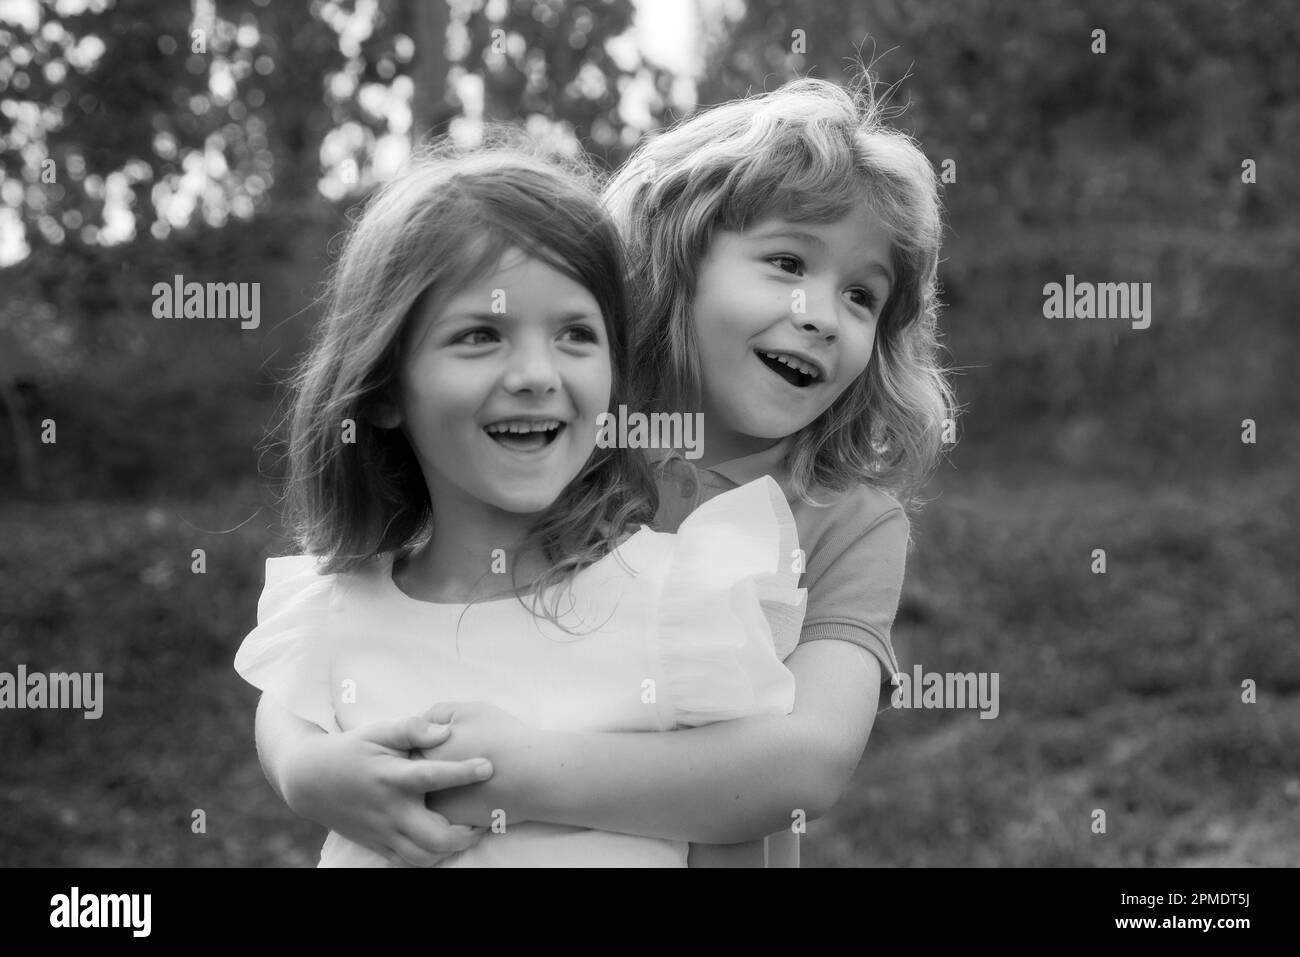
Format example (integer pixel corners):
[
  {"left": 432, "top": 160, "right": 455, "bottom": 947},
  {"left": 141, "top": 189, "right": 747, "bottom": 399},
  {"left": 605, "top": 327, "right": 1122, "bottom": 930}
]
[
  {"left": 480, "top": 478, "right": 576, "bottom": 515},
  {"left": 481, "top": 490, "right": 562, "bottom": 515}
]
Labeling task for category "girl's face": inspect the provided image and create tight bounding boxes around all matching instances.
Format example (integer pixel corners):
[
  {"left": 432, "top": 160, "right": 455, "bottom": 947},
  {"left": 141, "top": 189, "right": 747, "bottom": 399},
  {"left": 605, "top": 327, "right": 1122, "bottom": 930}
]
[
  {"left": 397, "top": 248, "right": 612, "bottom": 519},
  {"left": 689, "top": 209, "right": 893, "bottom": 458}
]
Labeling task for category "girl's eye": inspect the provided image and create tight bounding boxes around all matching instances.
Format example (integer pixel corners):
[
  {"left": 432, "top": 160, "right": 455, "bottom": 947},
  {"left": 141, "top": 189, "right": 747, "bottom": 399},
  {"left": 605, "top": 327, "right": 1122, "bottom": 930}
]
[
  {"left": 561, "top": 324, "right": 600, "bottom": 344},
  {"left": 453, "top": 328, "right": 497, "bottom": 346},
  {"left": 768, "top": 255, "right": 804, "bottom": 276},
  {"left": 848, "top": 288, "right": 880, "bottom": 311}
]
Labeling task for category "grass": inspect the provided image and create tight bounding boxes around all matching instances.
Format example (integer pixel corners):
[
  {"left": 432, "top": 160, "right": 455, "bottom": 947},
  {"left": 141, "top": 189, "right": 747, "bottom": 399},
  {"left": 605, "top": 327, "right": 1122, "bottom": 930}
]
[
  {"left": 805, "top": 463, "right": 1300, "bottom": 866},
  {"left": 2, "top": 458, "right": 1295, "bottom": 866},
  {"left": 0, "top": 482, "right": 320, "bottom": 866}
]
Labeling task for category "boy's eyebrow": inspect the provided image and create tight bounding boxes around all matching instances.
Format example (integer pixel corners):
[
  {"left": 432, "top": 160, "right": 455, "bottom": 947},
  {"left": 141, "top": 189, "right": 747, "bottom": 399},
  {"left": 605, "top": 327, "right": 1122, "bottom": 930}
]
[
  {"left": 861, "top": 262, "right": 895, "bottom": 288},
  {"left": 749, "top": 225, "right": 895, "bottom": 287},
  {"left": 749, "top": 225, "right": 828, "bottom": 249}
]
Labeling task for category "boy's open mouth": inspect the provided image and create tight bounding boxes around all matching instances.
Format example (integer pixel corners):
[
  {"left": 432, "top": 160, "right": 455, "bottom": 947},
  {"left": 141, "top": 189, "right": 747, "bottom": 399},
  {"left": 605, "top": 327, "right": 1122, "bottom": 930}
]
[
  {"left": 484, "top": 419, "right": 566, "bottom": 452},
  {"left": 755, "top": 350, "right": 822, "bottom": 389}
]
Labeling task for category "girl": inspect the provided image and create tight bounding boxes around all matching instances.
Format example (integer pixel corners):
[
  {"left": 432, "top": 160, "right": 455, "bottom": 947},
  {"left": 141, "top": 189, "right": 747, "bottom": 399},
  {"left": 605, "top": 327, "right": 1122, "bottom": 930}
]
[
  {"left": 235, "top": 141, "right": 806, "bottom": 867},
  {"left": 256, "top": 75, "right": 953, "bottom": 866}
]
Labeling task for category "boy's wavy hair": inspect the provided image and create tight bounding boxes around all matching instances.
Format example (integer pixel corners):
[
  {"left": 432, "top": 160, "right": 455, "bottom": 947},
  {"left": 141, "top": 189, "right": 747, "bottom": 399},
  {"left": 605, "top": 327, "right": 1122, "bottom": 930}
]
[
  {"left": 284, "top": 131, "right": 657, "bottom": 620},
  {"left": 603, "top": 75, "right": 955, "bottom": 506}
]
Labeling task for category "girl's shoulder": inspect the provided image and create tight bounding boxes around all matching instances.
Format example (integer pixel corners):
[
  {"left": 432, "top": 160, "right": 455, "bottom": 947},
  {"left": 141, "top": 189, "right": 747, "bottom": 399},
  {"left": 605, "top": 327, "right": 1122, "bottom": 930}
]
[
  {"left": 257, "top": 554, "right": 338, "bottom": 612},
  {"left": 669, "top": 476, "right": 799, "bottom": 576},
  {"left": 236, "top": 555, "right": 345, "bottom": 731},
  {"left": 256, "top": 552, "right": 398, "bottom": 618},
  {"left": 577, "top": 523, "right": 665, "bottom": 585},
  {"left": 577, "top": 480, "right": 795, "bottom": 591},
  {"left": 263, "top": 553, "right": 330, "bottom": 579},
  {"left": 653, "top": 476, "right": 806, "bottom": 701}
]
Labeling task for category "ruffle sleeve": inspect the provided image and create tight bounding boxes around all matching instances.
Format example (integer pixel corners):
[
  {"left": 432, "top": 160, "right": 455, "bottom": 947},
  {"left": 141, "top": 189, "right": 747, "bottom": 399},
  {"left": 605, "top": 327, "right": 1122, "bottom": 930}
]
[
  {"left": 653, "top": 476, "right": 804, "bottom": 728},
  {"left": 233, "top": 555, "right": 338, "bottom": 732}
]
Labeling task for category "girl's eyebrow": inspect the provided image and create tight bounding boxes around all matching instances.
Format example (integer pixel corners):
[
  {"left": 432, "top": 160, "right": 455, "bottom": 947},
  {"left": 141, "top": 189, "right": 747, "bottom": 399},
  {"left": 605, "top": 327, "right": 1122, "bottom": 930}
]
[
  {"left": 749, "top": 225, "right": 895, "bottom": 288},
  {"left": 435, "top": 309, "right": 600, "bottom": 325}
]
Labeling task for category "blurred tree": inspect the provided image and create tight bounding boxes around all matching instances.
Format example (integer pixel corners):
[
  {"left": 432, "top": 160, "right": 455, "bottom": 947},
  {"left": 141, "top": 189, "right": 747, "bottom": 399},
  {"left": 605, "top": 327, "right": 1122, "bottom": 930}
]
[
  {"left": 0, "top": 0, "right": 677, "bottom": 498},
  {"left": 344, "top": 0, "right": 670, "bottom": 162},
  {"left": 699, "top": 0, "right": 1300, "bottom": 228},
  {"left": 411, "top": 0, "right": 453, "bottom": 139},
  {"left": 0, "top": 0, "right": 675, "bottom": 291}
]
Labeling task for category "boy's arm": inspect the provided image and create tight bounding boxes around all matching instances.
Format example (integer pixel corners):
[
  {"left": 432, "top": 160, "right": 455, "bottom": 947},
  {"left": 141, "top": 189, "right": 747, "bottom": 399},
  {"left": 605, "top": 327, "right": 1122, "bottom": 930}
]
[
  {"left": 429, "top": 493, "right": 902, "bottom": 845},
  {"left": 428, "top": 640, "right": 881, "bottom": 845}
]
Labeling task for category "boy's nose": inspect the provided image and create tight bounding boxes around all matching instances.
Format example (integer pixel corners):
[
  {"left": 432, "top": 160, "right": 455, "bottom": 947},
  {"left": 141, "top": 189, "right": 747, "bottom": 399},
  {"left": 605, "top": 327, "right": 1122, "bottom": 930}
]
[
  {"left": 797, "top": 318, "right": 838, "bottom": 343},
  {"left": 792, "top": 289, "right": 841, "bottom": 343}
]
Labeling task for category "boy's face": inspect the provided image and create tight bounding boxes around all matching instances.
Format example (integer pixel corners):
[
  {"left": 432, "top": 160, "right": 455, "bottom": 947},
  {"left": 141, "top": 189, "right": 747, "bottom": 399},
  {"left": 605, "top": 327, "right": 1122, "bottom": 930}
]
[{"left": 689, "top": 209, "right": 893, "bottom": 459}]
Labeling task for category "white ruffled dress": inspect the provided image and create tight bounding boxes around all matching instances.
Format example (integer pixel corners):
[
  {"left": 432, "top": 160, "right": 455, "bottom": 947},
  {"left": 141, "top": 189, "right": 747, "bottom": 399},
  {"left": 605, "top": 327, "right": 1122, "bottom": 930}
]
[{"left": 235, "top": 476, "right": 805, "bottom": 867}]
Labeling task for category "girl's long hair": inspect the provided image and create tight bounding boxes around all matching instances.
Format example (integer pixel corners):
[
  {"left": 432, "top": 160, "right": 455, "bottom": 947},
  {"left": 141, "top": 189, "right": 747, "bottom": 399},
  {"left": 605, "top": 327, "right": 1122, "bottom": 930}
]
[
  {"left": 604, "top": 76, "right": 955, "bottom": 507},
  {"left": 284, "top": 132, "right": 657, "bottom": 621}
]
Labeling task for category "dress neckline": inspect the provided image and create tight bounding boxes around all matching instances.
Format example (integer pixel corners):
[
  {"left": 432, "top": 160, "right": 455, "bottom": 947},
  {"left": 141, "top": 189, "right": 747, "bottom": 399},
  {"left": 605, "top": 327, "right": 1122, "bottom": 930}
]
[{"left": 381, "top": 526, "right": 655, "bottom": 610}]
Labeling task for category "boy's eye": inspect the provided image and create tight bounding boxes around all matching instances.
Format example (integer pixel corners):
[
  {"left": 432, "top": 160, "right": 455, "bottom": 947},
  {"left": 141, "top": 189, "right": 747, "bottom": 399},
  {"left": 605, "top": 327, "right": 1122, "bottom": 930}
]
[
  {"left": 848, "top": 288, "right": 880, "bottom": 311},
  {"left": 768, "top": 255, "right": 804, "bottom": 276}
]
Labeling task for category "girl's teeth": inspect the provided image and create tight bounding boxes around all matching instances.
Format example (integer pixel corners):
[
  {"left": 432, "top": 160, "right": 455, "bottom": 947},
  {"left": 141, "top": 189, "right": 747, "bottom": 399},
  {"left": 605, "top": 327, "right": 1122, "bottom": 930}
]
[
  {"left": 485, "top": 420, "right": 560, "bottom": 434},
  {"left": 485, "top": 420, "right": 564, "bottom": 452}
]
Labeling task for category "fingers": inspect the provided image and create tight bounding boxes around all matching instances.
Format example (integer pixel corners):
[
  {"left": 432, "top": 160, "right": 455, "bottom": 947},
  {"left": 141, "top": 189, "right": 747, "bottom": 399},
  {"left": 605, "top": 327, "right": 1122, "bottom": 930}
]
[
  {"left": 422, "top": 702, "right": 460, "bottom": 726},
  {"left": 404, "top": 814, "right": 486, "bottom": 859},
  {"left": 404, "top": 717, "right": 453, "bottom": 751},
  {"left": 361, "top": 715, "right": 452, "bottom": 752},
  {"left": 384, "top": 837, "right": 455, "bottom": 869},
  {"left": 382, "top": 813, "right": 485, "bottom": 867},
  {"left": 399, "top": 758, "right": 493, "bottom": 793},
  {"left": 388, "top": 835, "right": 452, "bottom": 869}
]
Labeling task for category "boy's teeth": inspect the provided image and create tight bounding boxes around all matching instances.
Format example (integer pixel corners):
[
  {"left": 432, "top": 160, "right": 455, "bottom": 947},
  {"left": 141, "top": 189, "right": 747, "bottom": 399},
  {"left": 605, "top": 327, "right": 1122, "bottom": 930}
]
[{"left": 762, "top": 352, "right": 819, "bottom": 379}]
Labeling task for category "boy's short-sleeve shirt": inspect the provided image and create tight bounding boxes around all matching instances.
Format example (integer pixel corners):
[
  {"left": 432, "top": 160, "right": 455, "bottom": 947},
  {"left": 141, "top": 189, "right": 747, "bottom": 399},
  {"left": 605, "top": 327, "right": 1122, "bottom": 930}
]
[{"left": 651, "top": 441, "right": 906, "bottom": 690}]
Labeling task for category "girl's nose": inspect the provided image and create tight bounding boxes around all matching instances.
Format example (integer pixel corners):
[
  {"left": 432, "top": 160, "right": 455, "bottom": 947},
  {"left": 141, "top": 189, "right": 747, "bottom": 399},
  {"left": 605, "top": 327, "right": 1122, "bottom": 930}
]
[{"left": 503, "top": 342, "right": 561, "bottom": 395}]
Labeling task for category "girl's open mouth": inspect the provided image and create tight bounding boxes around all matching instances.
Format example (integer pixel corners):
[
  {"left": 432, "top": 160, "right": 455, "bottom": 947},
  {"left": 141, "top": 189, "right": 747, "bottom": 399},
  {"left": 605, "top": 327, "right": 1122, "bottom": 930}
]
[
  {"left": 483, "top": 420, "right": 566, "bottom": 452},
  {"left": 755, "top": 350, "right": 820, "bottom": 389}
]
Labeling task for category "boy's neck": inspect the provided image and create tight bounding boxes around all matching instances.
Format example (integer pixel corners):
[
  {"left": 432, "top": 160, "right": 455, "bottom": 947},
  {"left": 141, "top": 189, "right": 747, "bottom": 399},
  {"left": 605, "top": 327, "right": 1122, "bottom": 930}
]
[{"left": 694, "top": 426, "right": 788, "bottom": 470}]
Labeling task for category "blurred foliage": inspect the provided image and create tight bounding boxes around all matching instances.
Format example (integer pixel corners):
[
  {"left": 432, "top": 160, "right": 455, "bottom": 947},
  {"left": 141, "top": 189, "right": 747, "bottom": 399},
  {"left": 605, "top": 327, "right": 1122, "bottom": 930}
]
[
  {"left": 0, "top": 0, "right": 674, "bottom": 499},
  {"left": 0, "top": 0, "right": 670, "bottom": 254},
  {"left": 1, "top": 0, "right": 343, "bottom": 250},
  {"left": 702, "top": 0, "right": 1299, "bottom": 227},
  {"left": 807, "top": 465, "right": 1300, "bottom": 866}
]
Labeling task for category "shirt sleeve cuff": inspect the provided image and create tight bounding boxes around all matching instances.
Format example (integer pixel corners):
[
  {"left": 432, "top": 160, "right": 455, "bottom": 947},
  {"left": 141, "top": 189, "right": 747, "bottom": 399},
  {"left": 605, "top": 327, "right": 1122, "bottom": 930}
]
[{"left": 799, "top": 621, "right": 901, "bottom": 710}]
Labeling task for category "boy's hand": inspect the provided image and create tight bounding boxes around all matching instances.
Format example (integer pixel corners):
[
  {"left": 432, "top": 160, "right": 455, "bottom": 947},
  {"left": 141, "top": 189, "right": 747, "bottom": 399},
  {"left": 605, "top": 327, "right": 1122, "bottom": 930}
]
[
  {"left": 419, "top": 701, "right": 542, "bottom": 828},
  {"left": 283, "top": 715, "right": 494, "bottom": 867}
]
